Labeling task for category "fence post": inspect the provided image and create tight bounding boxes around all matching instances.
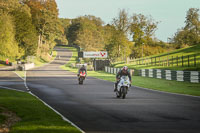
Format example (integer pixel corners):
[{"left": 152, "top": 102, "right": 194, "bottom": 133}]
[
  {"left": 167, "top": 56, "right": 169, "bottom": 66},
  {"left": 162, "top": 57, "right": 165, "bottom": 66},
  {"left": 182, "top": 56, "right": 183, "bottom": 67},
  {"left": 159, "top": 57, "right": 160, "bottom": 66}
]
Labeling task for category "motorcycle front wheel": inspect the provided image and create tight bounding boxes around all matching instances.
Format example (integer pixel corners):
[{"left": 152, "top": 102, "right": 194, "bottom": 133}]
[
  {"left": 78, "top": 77, "right": 83, "bottom": 84},
  {"left": 122, "top": 86, "right": 127, "bottom": 99}
]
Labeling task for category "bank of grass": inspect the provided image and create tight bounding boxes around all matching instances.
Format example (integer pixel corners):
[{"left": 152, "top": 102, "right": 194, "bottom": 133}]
[
  {"left": 113, "top": 45, "right": 200, "bottom": 71},
  {"left": 0, "top": 89, "right": 81, "bottom": 133},
  {"left": 62, "top": 46, "right": 200, "bottom": 96},
  {"left": 34, "top": 51, "right": 57, "bottom": 67}
]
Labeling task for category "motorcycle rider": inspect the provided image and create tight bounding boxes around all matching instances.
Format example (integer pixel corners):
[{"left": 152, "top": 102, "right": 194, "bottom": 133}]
[
  {"left": 114, "top": 66, "right": 132, "bottom": 92},
  {"left": 78, "top": 64, "right": 87, "bottom": 76}
]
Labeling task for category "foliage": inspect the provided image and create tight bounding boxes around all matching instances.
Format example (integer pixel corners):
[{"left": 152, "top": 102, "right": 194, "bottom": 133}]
[
  {"left": 130, "top": 13, "right": 158, "bottom": 46},
  {"left": 112, "top": 9, "right": 130, "bottom": 35},
  {"left": 0, "top": 12, "right": 19, "bottom": 58},
  {"left": 113, "top": 44, "right": 200, "bottom": 71},
  {"left": 109, "top": 9, "right": 160, "bottom": 60},
  {"left": 11, "top": 6, "right": 38, "bottom": 57},
  {"left": 55, "top": 18, "right": 71, "bottom": 45},
  {"left": 67, "top": 15, "right": 105, "bottom": 51},
  {"left": 171, "top": 8, "right": 200, "bottom": 47},
  {"left": 105, "top": 26, "right": 133, "bottom": 62},
  {"left": 24, "top": 0, "right": 60, "bottom": 56}
]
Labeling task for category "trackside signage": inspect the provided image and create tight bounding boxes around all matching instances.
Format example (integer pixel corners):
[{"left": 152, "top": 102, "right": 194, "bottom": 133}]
[{"left": 83, "top": 51, "right": 108, "bottom": 58}]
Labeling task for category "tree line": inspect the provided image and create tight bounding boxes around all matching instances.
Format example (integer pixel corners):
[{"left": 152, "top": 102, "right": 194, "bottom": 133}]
[
  {"left": 63, "top": 8, "right": 199, "bottom": 62},
  {"left": 0, "top": 0, "right": 199, "bottom": 63},
  {"left": 63, "top": 9, "right": 170, "bottom": 62},
  {"left": 0, "top": 0, "right": 62, "bottom": 61},
  {"left": 170, "top": 8, "right": 200, "bottom": 48}
]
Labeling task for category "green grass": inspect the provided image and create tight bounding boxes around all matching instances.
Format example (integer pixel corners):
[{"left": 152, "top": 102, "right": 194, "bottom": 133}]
[
  {"left": 113, "top": 45, "right": 200, "bottom": 71},
  {"left": 34, "top": 51, "right": 57, "bottom": 67},
  {"left": 61, "top": 46, "right": 200, "bottom": 97},
  {"left": 0, "top": 89, "right": 81, "bottom": 133}
]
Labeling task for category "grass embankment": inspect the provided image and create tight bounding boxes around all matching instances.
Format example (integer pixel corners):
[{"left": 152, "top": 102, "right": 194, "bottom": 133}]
[
  {"left": 0, "top": 89, "right": 81, "bottom": 133},
  {"left": 61, "top": 46, "right": 200, "bottom": 96},
  {"left": 113, "top": 45, "right": 200, "bottom": 71},
  {"left": 34, "top": 51, "right": 57, "bottom": 67}
]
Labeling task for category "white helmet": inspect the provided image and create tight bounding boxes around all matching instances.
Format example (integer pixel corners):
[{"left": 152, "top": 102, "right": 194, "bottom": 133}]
[{"left": 122, "top": 66, "right": 128, "bottom": 71}]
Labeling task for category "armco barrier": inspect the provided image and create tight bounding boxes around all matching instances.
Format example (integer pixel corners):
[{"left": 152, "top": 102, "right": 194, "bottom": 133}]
[{"left": 138, "top": 69, "right": 200, "bottom": 83}]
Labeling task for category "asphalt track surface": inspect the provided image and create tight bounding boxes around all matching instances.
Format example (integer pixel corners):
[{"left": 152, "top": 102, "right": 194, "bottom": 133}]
[{"left": 1, "top": 47, "right": 200, "bottom": 133}]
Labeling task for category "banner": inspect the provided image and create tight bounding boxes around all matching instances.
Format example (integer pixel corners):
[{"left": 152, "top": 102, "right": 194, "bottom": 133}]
[{"left": 83, "top": 51, "right": 108, "bottom": 58}]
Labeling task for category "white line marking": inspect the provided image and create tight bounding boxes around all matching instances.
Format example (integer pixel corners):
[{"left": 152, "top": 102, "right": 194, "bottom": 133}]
[
  {"left": 29, "top": 91, "right": 85, "bottom": 133},
  {"left": 13, "top": 71, "right": 25, "bottom": 81},
  {"left": 0, "top": 86, "right": 26, "bottom": 93}
]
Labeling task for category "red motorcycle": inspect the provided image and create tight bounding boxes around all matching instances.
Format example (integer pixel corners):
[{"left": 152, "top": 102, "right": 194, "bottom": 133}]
[{"left": 78, "top": 71, "right": 86, "bottom": 84}]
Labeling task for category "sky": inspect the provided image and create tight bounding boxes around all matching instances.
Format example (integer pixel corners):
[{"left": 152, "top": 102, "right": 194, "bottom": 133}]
[{"left": 56, "top": 0, "right": 200, "bottom": 42}]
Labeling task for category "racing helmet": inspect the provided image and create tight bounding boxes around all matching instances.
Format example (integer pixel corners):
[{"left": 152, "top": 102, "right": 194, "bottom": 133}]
[{"left": 122, "top": 66, "right": 128, "bottom": 71}]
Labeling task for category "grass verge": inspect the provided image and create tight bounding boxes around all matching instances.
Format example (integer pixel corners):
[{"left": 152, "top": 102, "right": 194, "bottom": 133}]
[
  {"left": 34, "top": 51, "right": 57, "bottom": 67},
  {"left": 112, "top": 45, "right": 200, "bottom": 71},
  {"left": 0, "top": 89, "right": 81, "bottom": 133},
  {"left": 15, "top": 51, "right": 57, "bottom": 78},
  {"left": 61, "top": 46, "right": 200, "bottom": 97}
]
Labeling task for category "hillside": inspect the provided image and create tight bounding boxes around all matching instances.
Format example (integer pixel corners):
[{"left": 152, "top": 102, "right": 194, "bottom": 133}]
[{"left": 112, "top": 45, "right": 200, "bottom": 71}]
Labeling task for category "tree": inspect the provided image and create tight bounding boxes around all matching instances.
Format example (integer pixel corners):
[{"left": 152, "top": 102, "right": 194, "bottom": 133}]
[
  {"left": 56, "top": 18, "right": 71, "bottom": 45},
  {"left": 0, "top": 12, "right": 19, "bottom": 58},
  {"left": 112, "top": 9, "right": 130, "bottom": 35},
  {"left": 105, "top": 26, "right": 133, "bottom": 62},
  {"left": 171, "top": 8, "right": 200, "bottom": 47},
  {"left": 130, "top": 14, "right": 158, "bottom": 47},
  {"left": 67, "top": 16, "right": 105, "bottom": 51},
  {"left": 11, "top": 6, "right": 38, "bottom": 56},
  {"left": 24, "top": 0, "right": 60, "bottom": 55},
  {"left": 0, "top": 0, "right": 38, "bottom": 58}
]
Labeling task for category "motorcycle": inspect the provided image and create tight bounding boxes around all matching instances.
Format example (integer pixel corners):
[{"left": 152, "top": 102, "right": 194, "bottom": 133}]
[
  {"left": 78, "top": 71, "right": 86, "bottom": 84},
  {"left": 116, "top": 76, "right": 131, "bottom": 99}
]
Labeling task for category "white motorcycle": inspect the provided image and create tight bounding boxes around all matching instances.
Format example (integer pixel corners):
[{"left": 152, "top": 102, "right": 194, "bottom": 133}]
[{"left": 116, "top": 76, "right": 131, "bottom": 99}]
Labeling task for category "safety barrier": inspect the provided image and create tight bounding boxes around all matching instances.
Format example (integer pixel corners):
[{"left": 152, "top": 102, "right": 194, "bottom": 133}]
[
  {"left": 104, "top": 66, "right": 200, "bottom": 83},
  {"left": 138, "top": 69, "right": 200, "bottom": 83}
]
